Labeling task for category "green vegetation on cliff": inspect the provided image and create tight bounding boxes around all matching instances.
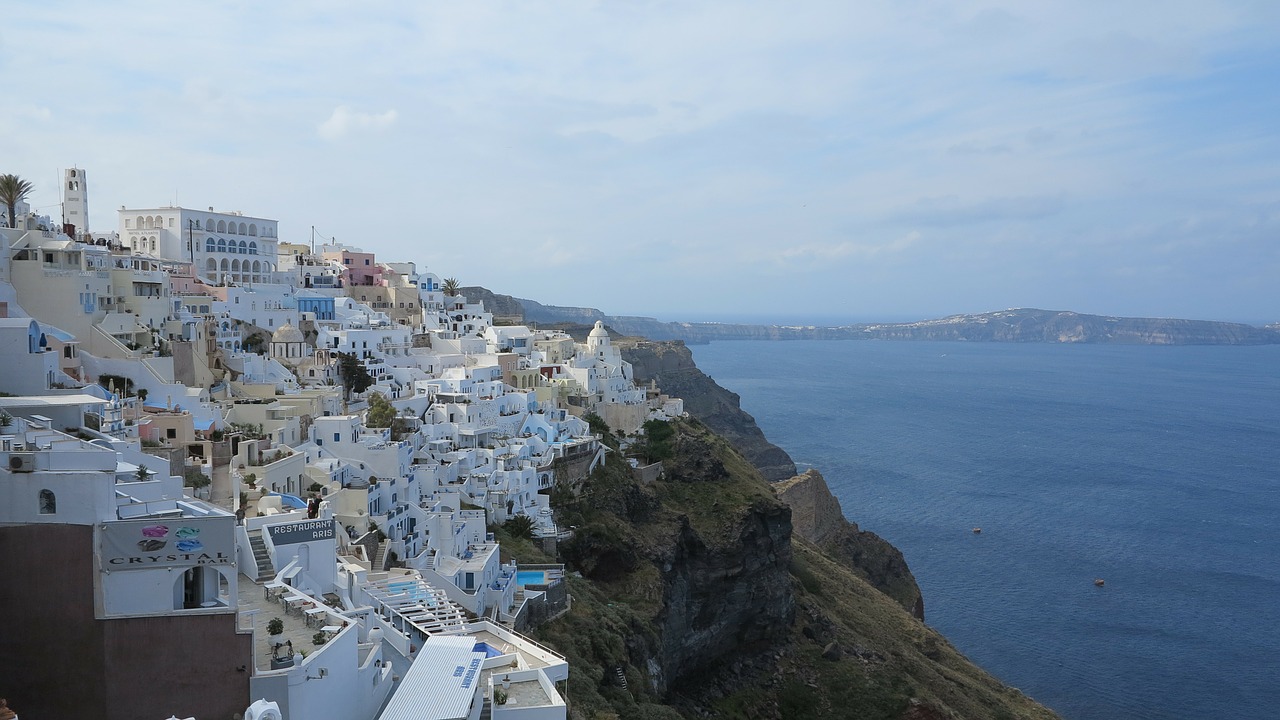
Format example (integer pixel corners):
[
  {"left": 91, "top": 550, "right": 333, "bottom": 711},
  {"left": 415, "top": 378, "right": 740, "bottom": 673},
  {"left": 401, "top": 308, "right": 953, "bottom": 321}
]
[{"left": 525, "top": 419, "right": 1058, "bottom": 720}]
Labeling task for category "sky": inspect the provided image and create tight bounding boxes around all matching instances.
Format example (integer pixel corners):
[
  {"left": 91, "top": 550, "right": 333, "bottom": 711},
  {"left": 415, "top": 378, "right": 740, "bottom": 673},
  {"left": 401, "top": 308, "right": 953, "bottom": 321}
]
[{"left": 2, "top": 1, "right": 1278, "bottom": 324}]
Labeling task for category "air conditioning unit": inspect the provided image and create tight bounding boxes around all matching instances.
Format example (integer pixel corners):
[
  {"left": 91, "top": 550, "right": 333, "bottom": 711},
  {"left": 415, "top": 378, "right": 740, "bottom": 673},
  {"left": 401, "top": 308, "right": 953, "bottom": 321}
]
[{"left": 9, "top": 453, "right": 36, "bottom": 472}]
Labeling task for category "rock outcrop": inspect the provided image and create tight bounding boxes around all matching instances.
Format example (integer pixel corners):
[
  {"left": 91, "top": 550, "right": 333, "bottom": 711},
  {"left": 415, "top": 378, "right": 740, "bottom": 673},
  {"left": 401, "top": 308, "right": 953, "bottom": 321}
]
[{"left": 778, "top": 469, "right": 925, "bottom": 620}]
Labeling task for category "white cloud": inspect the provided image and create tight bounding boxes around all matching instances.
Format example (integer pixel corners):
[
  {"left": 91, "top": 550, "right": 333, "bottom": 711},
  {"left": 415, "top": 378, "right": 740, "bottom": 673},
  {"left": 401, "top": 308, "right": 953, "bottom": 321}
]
[
  {"left": 317, "top": 106, "right": 398, "bottom": 141},
  {"left": 2, "top": 1, "right": 1278, "bottom": 319}
]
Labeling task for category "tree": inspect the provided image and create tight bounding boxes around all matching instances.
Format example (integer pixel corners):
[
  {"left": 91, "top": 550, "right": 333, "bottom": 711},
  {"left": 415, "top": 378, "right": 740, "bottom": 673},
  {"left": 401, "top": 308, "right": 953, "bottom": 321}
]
[
  {"left": 365, "top": 392, "right": 395, "bottom": 428},
  {"left": 0, "top": 174, "right": 34, "bottom": 229},
  {"left": 336, "top": 352, "right": 374, "bottom": 401},
  {"left": 242, "top": 333, "right": 266, "bottom": 354},
  {"left": 183, "top": 467, "right": 211, "bottom": 489},
  {"left": 633, "top": 419, "right": 675, "bottom": 464},
  {"left": 441, "top": 277, "right": 461, "bottom": 297},
  {"left": 503, "top": 514, "right": 536, "bottom": 540}
]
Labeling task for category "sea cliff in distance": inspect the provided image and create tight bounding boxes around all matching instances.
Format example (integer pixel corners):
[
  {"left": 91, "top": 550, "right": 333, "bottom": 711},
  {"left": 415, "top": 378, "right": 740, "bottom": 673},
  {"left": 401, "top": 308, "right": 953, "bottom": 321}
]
[{"left": 465, "top": 289, "right": 1280, "bottom": 346}]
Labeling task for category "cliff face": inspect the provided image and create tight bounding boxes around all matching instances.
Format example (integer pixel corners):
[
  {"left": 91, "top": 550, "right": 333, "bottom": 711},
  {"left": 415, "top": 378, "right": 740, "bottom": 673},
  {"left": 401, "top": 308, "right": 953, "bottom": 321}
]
[
  {"left": 778, "top": 470, "right": 925, "bottom": 620},
  {"left": 619, "top": 339, "right": 798, "bottom": 482},
  {"left": 545, "top": 423, "right": 795, "bottom": 703},
  {"left": 533, "top": 421, "right": 1058, "bottom": 720}
]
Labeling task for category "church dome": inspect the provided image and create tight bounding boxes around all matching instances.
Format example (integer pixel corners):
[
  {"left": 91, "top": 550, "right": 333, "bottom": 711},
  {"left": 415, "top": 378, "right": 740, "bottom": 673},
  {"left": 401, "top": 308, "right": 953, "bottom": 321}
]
[
  {"left": 271, "top": 323, "right": 304, "bottom": 344},
  {"left": 588, "top": 320, "right": 609, "bottom": 342}
]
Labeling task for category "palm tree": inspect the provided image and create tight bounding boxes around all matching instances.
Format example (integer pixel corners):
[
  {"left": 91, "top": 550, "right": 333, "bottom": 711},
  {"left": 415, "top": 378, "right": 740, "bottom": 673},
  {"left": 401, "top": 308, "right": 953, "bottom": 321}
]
[
  {"left": 0, "top": 174, "right": 35, "bottom": 230},
  {"left": 441, "top": 277, "right": 460, "bottom": 296}
]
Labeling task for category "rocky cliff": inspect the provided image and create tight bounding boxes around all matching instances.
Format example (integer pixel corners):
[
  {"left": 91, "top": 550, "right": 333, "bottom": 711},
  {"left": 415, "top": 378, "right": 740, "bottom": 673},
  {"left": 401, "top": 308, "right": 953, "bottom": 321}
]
[
  {"left": 519, "top": 421, "right": 1057, "bottom": 720},
  {"left": 619, "top": 339, "right": 797, "bottom": 482},
  {"left": 778, "top": 469, "right": 925, "bottom": 620}
]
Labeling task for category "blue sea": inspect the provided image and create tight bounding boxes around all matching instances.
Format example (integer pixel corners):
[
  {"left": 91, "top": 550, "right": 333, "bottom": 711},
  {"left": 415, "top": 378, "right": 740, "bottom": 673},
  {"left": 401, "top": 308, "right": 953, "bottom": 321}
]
[{"left": 689, "top": 340, "right": 1280, "bottom": 720}]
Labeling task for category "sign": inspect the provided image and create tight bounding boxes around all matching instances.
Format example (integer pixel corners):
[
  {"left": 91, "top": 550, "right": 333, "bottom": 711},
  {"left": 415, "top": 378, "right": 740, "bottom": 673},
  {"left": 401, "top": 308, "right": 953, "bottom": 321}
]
[
  {"left": 453, "top": 658, "right": 482, "bottom": 689},
  {"left": 100, "top": 516, "right": 234, "bottom": 570},
  {"left": 267, "top": 518, "right": 336, "bottom": 546}
]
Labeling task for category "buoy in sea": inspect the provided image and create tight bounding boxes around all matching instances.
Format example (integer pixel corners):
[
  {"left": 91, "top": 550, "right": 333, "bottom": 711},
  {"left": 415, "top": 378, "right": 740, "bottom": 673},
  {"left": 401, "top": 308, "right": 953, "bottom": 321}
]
[
  {"left": 972, "top": 527, "right": 982, "bottom": 534},
  {"left": 1094, "top": 578, "right": 1105, "bottom": 587}
]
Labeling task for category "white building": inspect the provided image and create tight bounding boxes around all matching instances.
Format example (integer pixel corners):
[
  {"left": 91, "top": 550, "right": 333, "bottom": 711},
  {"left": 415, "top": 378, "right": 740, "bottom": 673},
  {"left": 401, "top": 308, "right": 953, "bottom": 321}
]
[{"left": 118, "top": 206, "right": 280, "bottom": 284}]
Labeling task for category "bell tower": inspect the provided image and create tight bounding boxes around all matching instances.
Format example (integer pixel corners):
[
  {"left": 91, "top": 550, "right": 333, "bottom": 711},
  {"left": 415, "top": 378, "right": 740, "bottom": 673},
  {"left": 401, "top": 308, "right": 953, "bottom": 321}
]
[{"left": 63, "top": 167, "right": 89, "bottom": 237}]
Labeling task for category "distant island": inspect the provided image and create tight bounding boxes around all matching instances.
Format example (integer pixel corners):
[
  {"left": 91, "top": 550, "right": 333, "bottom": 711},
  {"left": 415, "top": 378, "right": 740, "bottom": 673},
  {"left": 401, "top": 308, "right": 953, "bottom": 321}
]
[{"left": 465, "top": 289, "right": 1280, "bottom": 346}]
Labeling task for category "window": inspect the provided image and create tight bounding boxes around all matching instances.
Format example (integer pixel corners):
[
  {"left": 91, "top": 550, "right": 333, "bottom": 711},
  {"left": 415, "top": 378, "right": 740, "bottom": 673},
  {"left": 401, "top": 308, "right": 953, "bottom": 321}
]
[
  {"left": 334, "top": 433, "right": 341, "bottom": 442},
  {"left": 166, "top": 428, "right": 177, "bottom": 439},
  {"left": 364, "top": 259, "right": 370, "bottom": 265},
  {"left": 39, "top": 489, "right": 56, "bottom": 514}
]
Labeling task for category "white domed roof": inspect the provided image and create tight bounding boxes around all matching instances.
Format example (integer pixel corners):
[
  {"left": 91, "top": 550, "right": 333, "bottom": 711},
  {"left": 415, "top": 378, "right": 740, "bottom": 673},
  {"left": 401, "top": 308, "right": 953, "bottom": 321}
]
[
  {"left": 271, "top": 323, "right": 304, "bottom": 344},
  {"left": 588, "top": 320, "right": 609, "bottom": 339}
]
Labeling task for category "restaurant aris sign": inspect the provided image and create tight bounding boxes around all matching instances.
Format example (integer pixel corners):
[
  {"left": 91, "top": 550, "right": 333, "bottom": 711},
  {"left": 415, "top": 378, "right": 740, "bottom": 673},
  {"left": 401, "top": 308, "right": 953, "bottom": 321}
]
[{"left": 267, "top": 518, "right": 337, "bottom": 546}]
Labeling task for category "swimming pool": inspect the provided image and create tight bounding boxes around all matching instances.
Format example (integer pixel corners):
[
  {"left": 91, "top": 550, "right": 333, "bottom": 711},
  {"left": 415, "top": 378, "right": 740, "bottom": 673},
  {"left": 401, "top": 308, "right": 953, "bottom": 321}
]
[
  {"left": 516, "top": 570, "right": 546, "bottom": 586},
  {"left": 473, "top": 641, "right": 503, "bottom": 658}
]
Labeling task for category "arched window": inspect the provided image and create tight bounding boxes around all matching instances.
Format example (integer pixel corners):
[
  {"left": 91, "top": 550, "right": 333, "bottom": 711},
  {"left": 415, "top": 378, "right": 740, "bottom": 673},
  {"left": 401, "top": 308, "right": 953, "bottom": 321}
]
[
  {"left": 249, "top": 224, "right": 257, "bottom": 236},
  {"left": 238, "top": 222, "right": 247, "bottom": 235},
  {"left": 249, "top": 242, "right": 258, "bottom": 255},
  {"left": 238, "top": 240, "right": 247, "bottom": 254},
  {"left": 216, "top": 220, "right": 225, "bottom": 233},
  {"left": 39, "top": 489, "right": 56, "bottom": 514},
  {"left": 217, "top": 238, "right": 226, "bottom": 253},
  {"left": 220, "top": 258, "right": 230, "bottom": 272},
  {"left": 136, "top": 215, "right": 144, "bottom": 229},
  {"left": 231, "top": 259, "right": 241, "bottom": 273},
  {"left": 205, "top": 238, "right": 215, "bottom": 252}
]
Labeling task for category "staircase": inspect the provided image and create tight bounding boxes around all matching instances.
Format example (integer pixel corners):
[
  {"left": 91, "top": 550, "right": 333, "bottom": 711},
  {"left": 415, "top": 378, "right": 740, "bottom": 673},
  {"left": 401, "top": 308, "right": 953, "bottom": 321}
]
[
  {"left": 248, "top": 529, "right": 275, "bottom": 582},
  {"left": 479, "top": 698, "right": 492, "bottom": 720},
  {"left": 372, "top": 540, "right": 388, "bottom": 572},
  {"left": 613, "top": 666, "right": 629, "bottom": 690}
]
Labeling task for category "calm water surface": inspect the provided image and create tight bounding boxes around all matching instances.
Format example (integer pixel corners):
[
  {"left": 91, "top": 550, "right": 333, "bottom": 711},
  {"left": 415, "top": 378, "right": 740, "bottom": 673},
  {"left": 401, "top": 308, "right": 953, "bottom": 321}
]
[{"left": 690, "top": 340, "right": 1280, "bottom": 720}]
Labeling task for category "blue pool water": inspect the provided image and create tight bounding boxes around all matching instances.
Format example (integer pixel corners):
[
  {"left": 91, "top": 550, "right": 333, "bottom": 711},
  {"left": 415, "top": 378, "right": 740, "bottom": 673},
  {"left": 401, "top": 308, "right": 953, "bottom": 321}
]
[
  {"left": 517, "top": 570, "right": 547, "bottom": 586},
  {"left": 474, "top": 641, "right": 503, "bottom": 658},
  {"left": 691, "top": 340, "right": 1280, "bottom": 720}
]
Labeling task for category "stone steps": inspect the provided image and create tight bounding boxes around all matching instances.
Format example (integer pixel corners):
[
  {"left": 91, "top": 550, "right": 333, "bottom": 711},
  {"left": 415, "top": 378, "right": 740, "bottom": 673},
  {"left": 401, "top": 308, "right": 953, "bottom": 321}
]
[{"left": 248, "top": 529, "right": 275, "bottom": 582}]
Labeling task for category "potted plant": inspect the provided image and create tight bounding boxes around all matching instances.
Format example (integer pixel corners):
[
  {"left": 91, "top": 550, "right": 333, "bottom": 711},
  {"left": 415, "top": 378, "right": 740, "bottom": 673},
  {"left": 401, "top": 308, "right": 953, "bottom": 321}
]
[
  {"left": 494, "top": 688, "right": 508, "bottom": 706},
  {"left": 267, "top": 616, "right": 284, "bottom": 645}
]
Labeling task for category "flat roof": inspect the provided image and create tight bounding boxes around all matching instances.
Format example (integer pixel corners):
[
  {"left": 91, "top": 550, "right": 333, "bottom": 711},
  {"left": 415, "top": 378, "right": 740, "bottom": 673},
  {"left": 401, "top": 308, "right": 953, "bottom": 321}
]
[
  {"left": 378, "top": 635, "right": 485, "bottom": 720},
  {"left": 0, "top": 393, "right": 108, "bottom": 408}
]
